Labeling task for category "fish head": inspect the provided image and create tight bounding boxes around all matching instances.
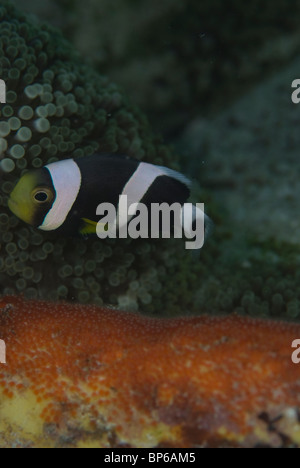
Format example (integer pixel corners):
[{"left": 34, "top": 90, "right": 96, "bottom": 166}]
[{"left": 8, "top": 169, "right": 55, "bottom": 227}]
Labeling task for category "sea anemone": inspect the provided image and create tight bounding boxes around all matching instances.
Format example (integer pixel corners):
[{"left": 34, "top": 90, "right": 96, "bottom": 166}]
[{"left": 0, "top": 0, "right": 202, "bottom": 314}]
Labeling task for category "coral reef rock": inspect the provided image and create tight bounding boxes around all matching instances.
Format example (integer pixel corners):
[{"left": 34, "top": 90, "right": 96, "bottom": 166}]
[
  {"left": 178, "top": 56, "right": 300, "bottom": 320},
  {"left": 181, "top": 55, "right": 300, "bottom": 246}
]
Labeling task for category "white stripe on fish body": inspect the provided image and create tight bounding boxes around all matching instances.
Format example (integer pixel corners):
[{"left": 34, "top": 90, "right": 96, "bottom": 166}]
[
  {"left": 116, "top": 162, "right": 174, "bottom": 229},
  {"left": 39, "top": 159, "right": 82, "bottom": 231},
  {"left": 157, "top": 166, "right": 192, "bottom": 189}
]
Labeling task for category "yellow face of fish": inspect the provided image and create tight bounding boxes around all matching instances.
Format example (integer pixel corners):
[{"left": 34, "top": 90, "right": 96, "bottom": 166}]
[{"left": 8, "top": 170, "right": 55, "bottom": 227}]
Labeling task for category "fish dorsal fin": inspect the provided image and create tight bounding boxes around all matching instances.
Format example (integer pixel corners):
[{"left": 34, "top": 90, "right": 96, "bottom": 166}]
[{"left": 157, "top": 166, "right": 192, "bottom": 189}]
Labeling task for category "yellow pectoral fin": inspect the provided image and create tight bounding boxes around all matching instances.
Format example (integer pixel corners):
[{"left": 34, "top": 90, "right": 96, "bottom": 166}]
[
  {"left": 80, "top": 218, "right": 109, "bottom": 235},
  {"left": 80, "top": 218, "right": 98, "bottom": 235}
]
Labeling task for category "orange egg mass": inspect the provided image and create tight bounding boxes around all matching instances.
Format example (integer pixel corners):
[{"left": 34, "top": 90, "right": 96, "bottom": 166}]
[{"left": 0, "top": 296, "right": 300, "bottom": 447}]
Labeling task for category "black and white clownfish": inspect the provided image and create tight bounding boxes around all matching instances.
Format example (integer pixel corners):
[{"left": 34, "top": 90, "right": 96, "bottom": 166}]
[{"left": 8, "top": 153, "right": 212, "bottom": 244}]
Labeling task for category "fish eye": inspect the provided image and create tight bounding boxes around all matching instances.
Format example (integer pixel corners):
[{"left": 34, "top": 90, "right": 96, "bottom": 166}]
[
  {"left": 35, "top": 192, "right": 48, "bottom": 202},
  {"left": 32, "top": 189, "right": 53, "bottom": 204}
]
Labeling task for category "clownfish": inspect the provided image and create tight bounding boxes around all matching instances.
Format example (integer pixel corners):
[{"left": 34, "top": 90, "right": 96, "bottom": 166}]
[{"left": 8, "top": 153, "right": 212, "bottom": 245}]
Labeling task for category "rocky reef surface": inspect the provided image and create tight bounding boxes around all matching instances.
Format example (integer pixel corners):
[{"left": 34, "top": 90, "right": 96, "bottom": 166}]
[{"left": 178, "top": 56, "right": 300, "bottom": 319}]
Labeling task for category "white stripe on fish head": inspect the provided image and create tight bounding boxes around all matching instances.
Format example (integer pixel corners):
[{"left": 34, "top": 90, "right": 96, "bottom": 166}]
[{"left": 39, "top": 159, "right": 82, "bottom": 231}]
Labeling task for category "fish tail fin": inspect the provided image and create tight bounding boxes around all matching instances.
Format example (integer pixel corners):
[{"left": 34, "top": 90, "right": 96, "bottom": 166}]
[
  {"left": 203, "top": 210, "right": 214, "bottom": 240},
  {"left": 180, "top": 204, "right": 213, "bottom": 249}
]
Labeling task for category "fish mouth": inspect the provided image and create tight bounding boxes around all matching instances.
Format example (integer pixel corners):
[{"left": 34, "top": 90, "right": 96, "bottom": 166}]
[
  {"left": 8, "top": 197, "right": 18, "bottom": 210},
  {"left": 7, "top": 197, "right": 20, "bottom": 218},
  {"left": 7, "top": 195, "right": 34, "bottom": 226},
  {"left": 7, "top": 197, "right": 18, "bottom": 206}
]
